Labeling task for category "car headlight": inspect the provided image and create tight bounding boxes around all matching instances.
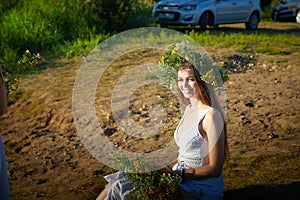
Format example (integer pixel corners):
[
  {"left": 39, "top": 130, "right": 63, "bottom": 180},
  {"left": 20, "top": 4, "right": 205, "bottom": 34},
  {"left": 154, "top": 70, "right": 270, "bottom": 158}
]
[{"left": 181, "top": 5, "right": 196, "bottom": 10}]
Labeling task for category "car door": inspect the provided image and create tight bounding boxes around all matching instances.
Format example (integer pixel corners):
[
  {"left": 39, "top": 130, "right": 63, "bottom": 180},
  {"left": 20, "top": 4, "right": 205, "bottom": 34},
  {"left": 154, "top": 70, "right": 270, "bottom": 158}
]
[
  {"left": 215, "top": 0, "right": 239, "bottom": 24},
  {"left": 235, "top": 0, "right": 254, "bottom": 21}
]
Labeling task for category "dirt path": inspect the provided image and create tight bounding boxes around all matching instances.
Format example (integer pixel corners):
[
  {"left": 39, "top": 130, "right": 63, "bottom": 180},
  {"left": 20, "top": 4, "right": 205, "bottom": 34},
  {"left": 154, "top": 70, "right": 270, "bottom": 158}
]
[{"left": 1, "top": 23, "right": 300, "bottom": 200}]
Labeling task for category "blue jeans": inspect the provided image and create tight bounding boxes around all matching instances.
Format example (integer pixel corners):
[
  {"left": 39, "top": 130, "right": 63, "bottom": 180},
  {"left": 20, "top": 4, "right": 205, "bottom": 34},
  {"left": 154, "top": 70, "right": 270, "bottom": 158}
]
[{"left": 180, "top": 174, "right": 224, "bottom": 200}]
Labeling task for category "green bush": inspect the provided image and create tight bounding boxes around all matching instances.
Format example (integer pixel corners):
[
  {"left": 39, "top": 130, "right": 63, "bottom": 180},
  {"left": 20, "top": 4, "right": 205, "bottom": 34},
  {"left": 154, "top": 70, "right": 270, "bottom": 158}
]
[
  {"left": 0, "top": 0, "right": 155, "bottom": 94},
  {"left": 0, "top": 50, "right": 41, "bottom": 94},
  {"left": 0, "top": 0, "right": 154, "bottom": 55},
  {"left": 0, "top": 0, "right": 95, "bottom": 53},
  {"left": 0, "top": 1, "right": 154, "bottom": 56},
  {"left": 83, "top": 0, "right": 154, "bottom": 33},
  {"left": 1, "top": 8, "right": 62, "bottom": 52},
  {"left": 0, "top": 0, "right": 19, "bottom": 16}
]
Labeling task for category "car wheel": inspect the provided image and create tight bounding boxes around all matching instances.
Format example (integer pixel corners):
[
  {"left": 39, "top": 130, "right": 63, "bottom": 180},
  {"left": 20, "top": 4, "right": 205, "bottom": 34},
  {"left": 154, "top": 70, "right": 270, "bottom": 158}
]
[
  {"left": 199, "top": 12, "right": 209, "bottom": 31},
  {"left": 296, "top": 10, "right": 300, "bottom": 23},
  {"left": 245, "top": 12, "right": 259, "bottom": 30}
]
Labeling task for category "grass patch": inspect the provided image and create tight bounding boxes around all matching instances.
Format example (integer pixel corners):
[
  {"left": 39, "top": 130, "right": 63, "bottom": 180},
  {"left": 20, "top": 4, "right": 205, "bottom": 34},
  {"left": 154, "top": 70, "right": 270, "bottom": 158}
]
[
  {"left": 275, "top": 58, "right": 288, "bottom": 64},
  {"left": 224, "top": 152, "right": 300, "bottom": 190},
  {"left": 185, "top": 27, "right": 300, "bottom": 55},
  {"left": 51, "top": 34, "right": 110, "bottom": 58}
]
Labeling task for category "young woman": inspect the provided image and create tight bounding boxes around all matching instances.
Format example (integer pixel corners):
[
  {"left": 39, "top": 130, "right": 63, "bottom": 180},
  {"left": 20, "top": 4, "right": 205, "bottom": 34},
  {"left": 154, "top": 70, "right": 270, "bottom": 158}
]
[
  {"left": 97, "top": 42, "right": 228, "bottom": 200},
  {"left": 168, "top": 61, "right": 228, "bottom": 200}
]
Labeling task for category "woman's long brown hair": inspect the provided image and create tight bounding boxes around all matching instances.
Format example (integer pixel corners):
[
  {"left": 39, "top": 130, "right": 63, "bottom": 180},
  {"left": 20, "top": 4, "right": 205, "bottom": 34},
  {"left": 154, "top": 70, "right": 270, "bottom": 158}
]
[{"left": 176, "top": 62, "right": 229, "bottom": 161}]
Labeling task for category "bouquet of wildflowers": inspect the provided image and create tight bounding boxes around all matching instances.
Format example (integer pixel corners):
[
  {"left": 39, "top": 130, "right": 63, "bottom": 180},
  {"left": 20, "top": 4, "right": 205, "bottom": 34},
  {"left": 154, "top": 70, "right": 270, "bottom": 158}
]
[
  {"left": 125, "top": 169, "right": 182, "bottom": 200},
  {"left": 110, "top": 156, "right": 182, "bottom": 200}
]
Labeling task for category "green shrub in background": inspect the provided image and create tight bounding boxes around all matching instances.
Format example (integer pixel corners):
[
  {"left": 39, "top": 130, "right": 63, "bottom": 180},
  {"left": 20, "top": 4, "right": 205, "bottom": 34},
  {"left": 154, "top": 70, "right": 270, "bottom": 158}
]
[
  {"left": 0, "top": 0, "right": 19, "bottom": 17},
  {"left": 0, "top": 0, "right": 152, "bottom": 95},
  {"left": 0, "top": 0, "right": 94, "bottom": 54},
  {"left": 0, "top": 50, "right": 41, "bottom": 95},
  {"left": 0, "top": 0, "right": 64, "bottom": 94},
  {"left": 0, "top": 0, "right": 154, "bottom": 55},
  {"left": 0, "top": 0, "right": 154, "bottom": 94},
  {"left": 0, "top": 0, "right": 87, "bottom": 93},
  {"left": 95, "top": 0, "right": 154, "bottom": 33}
]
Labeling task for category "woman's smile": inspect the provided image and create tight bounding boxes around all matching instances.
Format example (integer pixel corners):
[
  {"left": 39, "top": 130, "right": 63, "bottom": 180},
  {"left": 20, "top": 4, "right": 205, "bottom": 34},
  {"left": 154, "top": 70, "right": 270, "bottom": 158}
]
[{"left": 177, "top": 69, "right": 197, "bottom": 99}]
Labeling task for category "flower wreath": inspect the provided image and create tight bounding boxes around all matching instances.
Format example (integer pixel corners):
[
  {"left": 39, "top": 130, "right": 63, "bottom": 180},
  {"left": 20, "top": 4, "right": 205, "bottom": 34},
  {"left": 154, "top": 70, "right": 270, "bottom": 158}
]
[{"left": 149, "top": 41, "right": 228, "bottom": 93}]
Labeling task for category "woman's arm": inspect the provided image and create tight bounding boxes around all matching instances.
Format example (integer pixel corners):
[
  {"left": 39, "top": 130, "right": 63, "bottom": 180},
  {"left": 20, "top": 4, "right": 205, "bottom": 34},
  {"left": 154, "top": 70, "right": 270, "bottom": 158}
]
[
  {"left": 184, "top": 109, "right": 225, "bottom": 180},
  {"left": 0, "top": 67, "right": 7, "bottom": 115}
]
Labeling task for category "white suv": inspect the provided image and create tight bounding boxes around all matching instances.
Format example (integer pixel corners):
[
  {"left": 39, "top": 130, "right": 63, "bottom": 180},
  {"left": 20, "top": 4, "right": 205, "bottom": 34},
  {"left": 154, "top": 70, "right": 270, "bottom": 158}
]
[{"left": 152, "top": 0, "right": 261, "bottom": 30}]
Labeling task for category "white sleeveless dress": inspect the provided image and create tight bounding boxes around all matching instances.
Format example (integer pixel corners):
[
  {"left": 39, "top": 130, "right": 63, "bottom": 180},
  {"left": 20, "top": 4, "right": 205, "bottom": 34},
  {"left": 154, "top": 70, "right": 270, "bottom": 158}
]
[{"left": 173, "top": 107, "right": 224, "bottom": 200}]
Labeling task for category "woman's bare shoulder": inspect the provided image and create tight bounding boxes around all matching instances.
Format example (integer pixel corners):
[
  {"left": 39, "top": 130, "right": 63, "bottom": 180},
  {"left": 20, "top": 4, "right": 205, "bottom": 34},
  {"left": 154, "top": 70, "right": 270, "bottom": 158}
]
[{"left": 203, "top": 107, "right": 223, "bottom": 123}]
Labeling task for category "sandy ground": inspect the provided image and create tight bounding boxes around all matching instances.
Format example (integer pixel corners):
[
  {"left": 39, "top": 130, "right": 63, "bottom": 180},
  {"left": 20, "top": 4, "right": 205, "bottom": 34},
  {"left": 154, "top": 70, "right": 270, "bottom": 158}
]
[{"left": 0, "top": 23, "right": 300, "bottom": 200}]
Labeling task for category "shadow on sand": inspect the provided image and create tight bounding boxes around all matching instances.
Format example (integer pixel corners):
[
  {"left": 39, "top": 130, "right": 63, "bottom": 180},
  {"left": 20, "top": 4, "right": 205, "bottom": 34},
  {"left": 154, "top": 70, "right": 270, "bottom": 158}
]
[{"left": 223, "top": 182, "right": 300, "bottom": 200}]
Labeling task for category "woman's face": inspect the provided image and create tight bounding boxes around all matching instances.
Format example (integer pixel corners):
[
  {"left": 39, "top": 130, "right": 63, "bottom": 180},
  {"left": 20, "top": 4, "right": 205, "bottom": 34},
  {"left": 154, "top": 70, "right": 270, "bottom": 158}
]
[{"left": 177, "top": 69, "right": 198, "bottom": 99}]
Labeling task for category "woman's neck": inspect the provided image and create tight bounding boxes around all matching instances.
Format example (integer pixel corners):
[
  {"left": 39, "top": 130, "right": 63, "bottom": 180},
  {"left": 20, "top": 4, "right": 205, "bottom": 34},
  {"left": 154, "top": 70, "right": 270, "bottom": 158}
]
[{"left": 189, "top": 98, "right": 204, "bottom": 108}]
